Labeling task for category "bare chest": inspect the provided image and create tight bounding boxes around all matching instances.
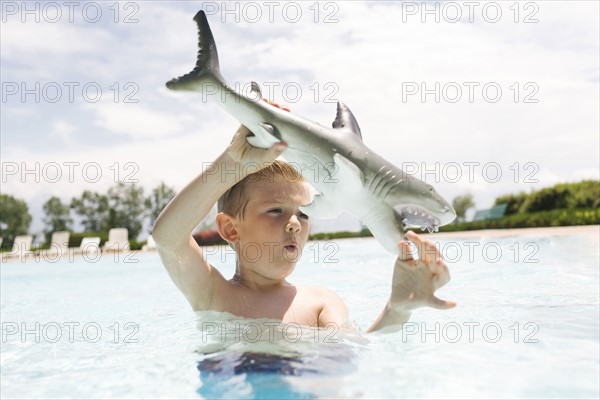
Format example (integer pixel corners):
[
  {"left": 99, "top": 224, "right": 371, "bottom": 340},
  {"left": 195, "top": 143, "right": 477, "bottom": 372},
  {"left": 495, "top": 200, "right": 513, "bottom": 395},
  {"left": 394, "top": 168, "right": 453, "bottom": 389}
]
[{"left": 215, "top": 285, "right": 322, "bottom": 327}]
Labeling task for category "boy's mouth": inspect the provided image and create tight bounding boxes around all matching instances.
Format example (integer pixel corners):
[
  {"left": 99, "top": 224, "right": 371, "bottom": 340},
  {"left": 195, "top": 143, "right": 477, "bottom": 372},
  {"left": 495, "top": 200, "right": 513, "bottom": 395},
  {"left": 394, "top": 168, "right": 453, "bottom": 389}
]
[{"left": 284, "top": 241, "right": 298, "bottom": 252}]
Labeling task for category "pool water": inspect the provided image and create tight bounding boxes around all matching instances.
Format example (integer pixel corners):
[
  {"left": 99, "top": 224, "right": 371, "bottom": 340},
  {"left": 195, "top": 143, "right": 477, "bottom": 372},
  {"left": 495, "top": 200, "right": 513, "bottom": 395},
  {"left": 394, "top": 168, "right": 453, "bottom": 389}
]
[{"left": 1, "top": 229, "right": 599, "bottom": 399}]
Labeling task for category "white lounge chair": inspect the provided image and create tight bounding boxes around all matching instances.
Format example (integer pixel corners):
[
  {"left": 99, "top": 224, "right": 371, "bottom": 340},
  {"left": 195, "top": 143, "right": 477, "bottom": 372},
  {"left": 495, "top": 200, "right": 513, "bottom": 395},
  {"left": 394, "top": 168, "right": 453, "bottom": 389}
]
[
  {"left": 40, "top": 231, "right": 70, "bottom": 259},
  {"left": 74, "top": 237, "right": 101, "bottom": 256},
  {"left": 142, "top": 235, "right": 156, "bottom": 251},
  {"left": 103, "top": 228, "right": 129, "bottom": 252},
  {"left": 1, "top": 235, "right": 33, "bottom": 262}
]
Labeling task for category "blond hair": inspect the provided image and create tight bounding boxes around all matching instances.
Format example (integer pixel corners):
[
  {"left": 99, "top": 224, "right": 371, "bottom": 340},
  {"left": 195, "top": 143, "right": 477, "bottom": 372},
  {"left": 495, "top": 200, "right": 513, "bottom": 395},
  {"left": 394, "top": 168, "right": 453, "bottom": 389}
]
[{"left": 217, "top": 160, "right": 303, "bottom": 219}]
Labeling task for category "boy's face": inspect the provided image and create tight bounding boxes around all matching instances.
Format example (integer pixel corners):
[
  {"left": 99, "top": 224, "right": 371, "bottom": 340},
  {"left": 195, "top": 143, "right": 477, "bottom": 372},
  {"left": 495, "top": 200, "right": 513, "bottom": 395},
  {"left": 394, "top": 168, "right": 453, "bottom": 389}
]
[{"left": 233, "top": 174, "right": 311, "bottom": 279}]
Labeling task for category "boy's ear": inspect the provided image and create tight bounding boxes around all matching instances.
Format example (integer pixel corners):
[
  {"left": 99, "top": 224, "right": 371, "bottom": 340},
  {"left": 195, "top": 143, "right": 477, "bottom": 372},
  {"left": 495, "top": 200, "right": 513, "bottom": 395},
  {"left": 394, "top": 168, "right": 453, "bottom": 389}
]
[{"left": 216, "top": 212, "right": 239, "bottom": 243}]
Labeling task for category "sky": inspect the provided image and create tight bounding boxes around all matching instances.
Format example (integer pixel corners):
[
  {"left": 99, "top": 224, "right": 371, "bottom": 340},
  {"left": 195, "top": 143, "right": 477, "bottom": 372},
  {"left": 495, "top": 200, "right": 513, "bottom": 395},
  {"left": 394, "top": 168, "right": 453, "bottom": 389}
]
[{"left": 1, "top": 0, "right": 599, "bottom": 238}]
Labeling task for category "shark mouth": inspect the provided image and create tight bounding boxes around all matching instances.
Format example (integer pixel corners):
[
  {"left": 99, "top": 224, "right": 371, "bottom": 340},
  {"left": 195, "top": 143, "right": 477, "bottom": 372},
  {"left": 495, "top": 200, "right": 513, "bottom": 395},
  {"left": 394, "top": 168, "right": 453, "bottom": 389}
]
[{"left": 399, "top": 205, "right": 441, "bottom": 233}]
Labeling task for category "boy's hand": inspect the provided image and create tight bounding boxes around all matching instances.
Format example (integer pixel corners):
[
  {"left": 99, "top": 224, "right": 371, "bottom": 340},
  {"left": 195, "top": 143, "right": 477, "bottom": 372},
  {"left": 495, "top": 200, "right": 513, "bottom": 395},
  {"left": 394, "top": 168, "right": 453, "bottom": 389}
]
[
  {"left": 263, "top": 98, "right": 291, "bottom": 112},
  {"left": 390, "top": 231, "right": 456, "bottom": 312},
  {"left": 225, "top": 125, "right": 287, "bottom": 166},
  {"left": 224, "top": 99, "right": 291, "bottom": 166}
]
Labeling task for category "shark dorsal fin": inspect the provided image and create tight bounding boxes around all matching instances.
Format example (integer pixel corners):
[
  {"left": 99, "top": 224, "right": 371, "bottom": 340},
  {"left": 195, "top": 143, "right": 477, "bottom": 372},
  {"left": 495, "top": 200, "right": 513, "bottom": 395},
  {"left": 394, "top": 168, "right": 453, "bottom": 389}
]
[
  {"left": 250, "top": 81, "right": 262, "bottom": 99},
  {"left": 332, "top": 102, "right": 362, "bottom": 140}
]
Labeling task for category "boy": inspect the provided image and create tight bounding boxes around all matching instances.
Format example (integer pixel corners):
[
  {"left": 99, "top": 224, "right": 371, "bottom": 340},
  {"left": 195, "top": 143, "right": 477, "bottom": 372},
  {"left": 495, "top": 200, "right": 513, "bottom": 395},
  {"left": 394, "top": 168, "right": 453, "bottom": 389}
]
[{"left": 153, "top": 115, "right": 455, "bottom": 333}]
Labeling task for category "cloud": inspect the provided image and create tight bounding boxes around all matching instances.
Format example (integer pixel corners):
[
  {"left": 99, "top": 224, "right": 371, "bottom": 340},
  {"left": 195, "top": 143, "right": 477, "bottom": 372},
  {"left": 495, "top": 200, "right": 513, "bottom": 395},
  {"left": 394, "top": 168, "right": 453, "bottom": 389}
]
[
  {"left": 84, "top": 99, "right": 192, "bottom": 140},
  {"left": 49, "top": 120, "right": 76, "bottom": 145}
]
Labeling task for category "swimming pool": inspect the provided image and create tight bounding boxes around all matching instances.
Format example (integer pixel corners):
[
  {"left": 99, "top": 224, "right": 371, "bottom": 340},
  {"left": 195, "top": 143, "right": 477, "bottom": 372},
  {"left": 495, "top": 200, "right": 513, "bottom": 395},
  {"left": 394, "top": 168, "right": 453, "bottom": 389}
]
[{"left": 1, "top": 227, "right": 599, "bottom": 399}]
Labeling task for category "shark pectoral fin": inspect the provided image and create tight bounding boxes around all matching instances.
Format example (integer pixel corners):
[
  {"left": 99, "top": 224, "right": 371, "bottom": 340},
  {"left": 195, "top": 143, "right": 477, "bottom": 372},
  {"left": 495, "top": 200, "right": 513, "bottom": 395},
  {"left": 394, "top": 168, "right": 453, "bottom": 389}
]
[
  {"left": 299, "top": 194, "right": 342, "bottom": 219},
  {"left": 258, "top": 123, "right": 283, "bottom": 141},
  {"left": 333, "top": 153, "right": 363, "bottom": 193},
  {"left": 332, "top": 102, "right": 362, "bottom": 140},
  {"left": 246, "top": 122, "right": 282, "bottom": 148}
]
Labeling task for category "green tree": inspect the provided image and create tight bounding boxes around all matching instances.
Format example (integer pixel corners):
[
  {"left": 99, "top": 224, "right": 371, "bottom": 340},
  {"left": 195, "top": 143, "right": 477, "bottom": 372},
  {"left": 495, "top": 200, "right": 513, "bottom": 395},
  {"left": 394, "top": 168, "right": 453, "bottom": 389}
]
[
  {"left": 70, "top": 190, "right": 109, "bottom": 232},
  {"left": 71, "top": 183, "right": 147, "bottom": 239},
  {"left": 0, "top": 194, "right": 32, "bottom": 246},
  {"left": 145, "top": 182, "right": 176, "bottom": 231},
  {"left": 42, "top": 196, "right": 73, "bottom": 242},
  {"left": 452, "top": 194, "right": 475, "bottom": 223},
  {"left": 106, "top": 182, "right": 146, "bottom": 239}
]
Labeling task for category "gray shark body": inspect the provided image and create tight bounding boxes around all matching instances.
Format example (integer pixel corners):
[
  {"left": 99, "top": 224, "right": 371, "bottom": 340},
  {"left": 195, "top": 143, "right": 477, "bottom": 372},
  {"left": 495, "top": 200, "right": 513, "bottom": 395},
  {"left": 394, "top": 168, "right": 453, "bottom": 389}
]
[{"left": 166, "top": 10, "right": 456, "bottom": 254}]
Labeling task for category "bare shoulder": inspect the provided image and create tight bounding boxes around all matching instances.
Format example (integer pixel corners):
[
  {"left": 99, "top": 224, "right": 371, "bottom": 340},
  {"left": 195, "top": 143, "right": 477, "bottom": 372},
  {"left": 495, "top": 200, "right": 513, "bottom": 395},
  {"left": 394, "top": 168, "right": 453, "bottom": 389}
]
[
  {"left": 302, "top": 285, "right": 342, "bottom": 299},
  {"left": 301, "top": 285, "right": 348, "bottom": 328}
]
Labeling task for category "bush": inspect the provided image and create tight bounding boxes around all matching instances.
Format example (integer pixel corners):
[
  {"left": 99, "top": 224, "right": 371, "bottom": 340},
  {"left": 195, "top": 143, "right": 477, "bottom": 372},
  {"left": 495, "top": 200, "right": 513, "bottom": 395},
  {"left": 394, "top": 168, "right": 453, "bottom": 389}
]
[
  {"left": 128, "top": 240, "right": 143, "bottom": 251},
  {"left": 494, "top": 193, "right": 528, "bottom": 215},
  {"left": 520, "top": 187, "right": 570, "bottom": 213},
  {"left": 309, "top": 229, "right": 373, "bottom": 241},
  {"left": 68, "top": 232, "right": 108, "bottom": 248},
  {"left": 439, "top": 207, "right": 600, "bottom": 232},
  {"left": 493, "top": 180, "right": 600, "bottom": 215}
]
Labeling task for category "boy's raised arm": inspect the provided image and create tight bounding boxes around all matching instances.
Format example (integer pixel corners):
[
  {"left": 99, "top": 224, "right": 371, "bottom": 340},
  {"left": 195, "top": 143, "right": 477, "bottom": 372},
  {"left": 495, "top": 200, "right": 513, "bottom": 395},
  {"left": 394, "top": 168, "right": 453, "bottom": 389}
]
[
  {"left": 367, "top": 231, "right": 456, "bottom": 333},
  {"left": 152, "top": 125, "right": 287, "bottom": 309}
]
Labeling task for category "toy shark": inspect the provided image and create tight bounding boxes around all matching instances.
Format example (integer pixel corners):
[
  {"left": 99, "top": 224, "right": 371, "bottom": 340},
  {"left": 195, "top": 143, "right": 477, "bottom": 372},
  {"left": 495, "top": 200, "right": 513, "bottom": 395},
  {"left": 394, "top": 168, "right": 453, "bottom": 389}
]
[{"left": 166, "top": 10, "right": 456, "bottom": 254}]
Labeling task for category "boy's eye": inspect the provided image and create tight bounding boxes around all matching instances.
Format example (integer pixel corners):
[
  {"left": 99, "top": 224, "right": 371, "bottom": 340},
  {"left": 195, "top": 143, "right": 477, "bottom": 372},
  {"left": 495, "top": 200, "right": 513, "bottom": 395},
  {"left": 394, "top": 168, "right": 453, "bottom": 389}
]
[
  {"left": 268, "top": 208, "right": 282, "bottom": 214},
  {"left": 298, "top": 212, "right": 309, "bottom": 220}
]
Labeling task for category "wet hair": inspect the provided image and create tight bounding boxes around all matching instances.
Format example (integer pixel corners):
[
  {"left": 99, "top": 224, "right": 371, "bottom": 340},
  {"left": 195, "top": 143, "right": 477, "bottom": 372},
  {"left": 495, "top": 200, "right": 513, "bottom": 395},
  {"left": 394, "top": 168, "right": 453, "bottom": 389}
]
[{"left": 217, "top": 160, "right": 303, "bottom": 219}]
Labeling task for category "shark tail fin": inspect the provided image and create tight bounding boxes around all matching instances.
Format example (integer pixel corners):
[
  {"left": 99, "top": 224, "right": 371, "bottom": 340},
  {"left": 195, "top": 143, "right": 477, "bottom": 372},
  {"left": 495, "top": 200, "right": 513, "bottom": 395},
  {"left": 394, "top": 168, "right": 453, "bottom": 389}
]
[{"left": 166, "top": 10, "right": 224, "bottom": 91}]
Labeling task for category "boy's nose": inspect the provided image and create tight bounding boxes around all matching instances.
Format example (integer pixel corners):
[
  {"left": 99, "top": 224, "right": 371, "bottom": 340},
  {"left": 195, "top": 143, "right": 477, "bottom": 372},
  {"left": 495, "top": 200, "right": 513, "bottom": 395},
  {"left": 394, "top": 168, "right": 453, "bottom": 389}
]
[{"left": 286, "top": 215, "right": 301, "bottom": 233}]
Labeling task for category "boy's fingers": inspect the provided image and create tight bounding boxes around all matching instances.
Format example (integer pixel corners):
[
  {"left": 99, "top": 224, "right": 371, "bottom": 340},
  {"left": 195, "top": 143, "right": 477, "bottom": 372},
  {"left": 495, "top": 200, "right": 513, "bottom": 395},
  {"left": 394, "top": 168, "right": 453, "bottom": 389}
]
[
  {"left": 429, "top": 257, "right": 447, "bottom": 276},
  {"left": 432, "top": 268, "right": 451, "bottom": 288},
  {"left": 231, "top": 125, "right": 250, "bottom": 143},
  {"left": 397, "top": 241, "right": 415, "bottom": 262},
  {"left": 430, "top": 296, "right": 456, "bottom": 309},
  {"left": 405, "top": 230, "right": 440, "bottom": 264},
  {"left": 266, "top": 141, "right": 288, "bottom": 159},
  {"left": 405, "top": 230, "right": 419, "bottom": 242},
  {"left": 263, "top": 98, "right": 291, "bottom": 112}
]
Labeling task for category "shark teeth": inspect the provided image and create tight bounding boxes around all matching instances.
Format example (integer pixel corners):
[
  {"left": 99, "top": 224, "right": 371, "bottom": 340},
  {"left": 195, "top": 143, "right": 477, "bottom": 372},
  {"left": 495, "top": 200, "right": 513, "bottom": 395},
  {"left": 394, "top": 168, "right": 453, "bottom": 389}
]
[{"left": 400, "top": 205, "right": 441, "bottom": 233}]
